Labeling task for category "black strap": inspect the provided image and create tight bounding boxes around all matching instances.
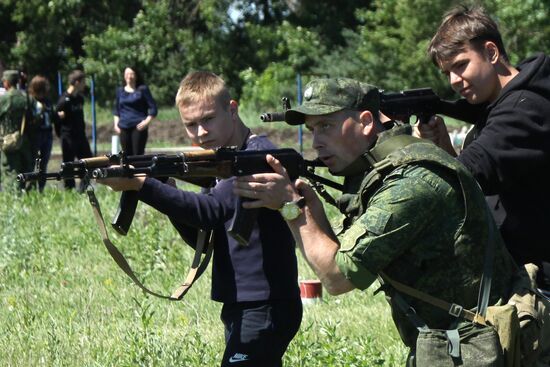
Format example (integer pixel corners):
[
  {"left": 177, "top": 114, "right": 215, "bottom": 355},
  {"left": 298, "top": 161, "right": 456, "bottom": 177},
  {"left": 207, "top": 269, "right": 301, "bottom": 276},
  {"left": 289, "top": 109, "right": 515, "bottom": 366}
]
[{"left": 475, "top": 209, "right": 496, "bottom": 321}]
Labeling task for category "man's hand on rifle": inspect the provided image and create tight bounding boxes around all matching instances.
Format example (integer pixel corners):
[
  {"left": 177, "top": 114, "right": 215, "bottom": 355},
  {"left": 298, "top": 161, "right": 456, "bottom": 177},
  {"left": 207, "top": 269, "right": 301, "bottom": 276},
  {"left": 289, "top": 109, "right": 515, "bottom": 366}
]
[
  {"left": 234, "top": 154, "right": 330, "bottom": 230},
  {"left": 233, "top": 154, "right": 301, "bottom": 210},
  {"left": 413, "top": 115, "right": 457, "bottom": 156}
]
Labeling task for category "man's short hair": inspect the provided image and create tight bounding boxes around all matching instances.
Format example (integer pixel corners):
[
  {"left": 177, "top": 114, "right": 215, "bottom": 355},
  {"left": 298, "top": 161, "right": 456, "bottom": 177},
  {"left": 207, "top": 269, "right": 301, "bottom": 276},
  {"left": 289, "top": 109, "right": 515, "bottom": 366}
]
[
  {"left": 428, "top": 5, "right": 509, "bottom": 66},
  {"left": 2, "top": 70, "right": 20, "bottom": 86},
  {"left": 68, "top": 70, "right": 86, "bottom": 86},
  {"left": 175, "top": 71, "right": 231, "bottom": 110}
]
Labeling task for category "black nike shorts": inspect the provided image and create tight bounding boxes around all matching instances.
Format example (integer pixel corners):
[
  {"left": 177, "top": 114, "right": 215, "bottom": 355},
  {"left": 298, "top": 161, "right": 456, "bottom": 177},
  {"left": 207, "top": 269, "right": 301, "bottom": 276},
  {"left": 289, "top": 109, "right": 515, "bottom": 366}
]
[{"left": 220, "top": 298, "right": 302, "bottom": 367}]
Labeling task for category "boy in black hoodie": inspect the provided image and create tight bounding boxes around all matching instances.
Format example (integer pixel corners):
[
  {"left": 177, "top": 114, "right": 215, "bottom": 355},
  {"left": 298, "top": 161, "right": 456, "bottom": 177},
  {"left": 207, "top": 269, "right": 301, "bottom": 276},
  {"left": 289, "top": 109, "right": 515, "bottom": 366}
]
[{"left": 416, "top": 5, "right": 550, "bottom": 291}]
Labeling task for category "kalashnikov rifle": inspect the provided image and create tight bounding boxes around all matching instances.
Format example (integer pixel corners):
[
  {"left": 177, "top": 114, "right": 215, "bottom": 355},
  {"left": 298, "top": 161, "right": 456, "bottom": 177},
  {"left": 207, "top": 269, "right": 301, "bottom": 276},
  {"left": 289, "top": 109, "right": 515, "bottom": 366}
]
[
  {"left": 18, "top": 148, "right": 341, "bottom": 300},
  {"left": 259, "top": 88, "right": 483, "bottom": 124}
]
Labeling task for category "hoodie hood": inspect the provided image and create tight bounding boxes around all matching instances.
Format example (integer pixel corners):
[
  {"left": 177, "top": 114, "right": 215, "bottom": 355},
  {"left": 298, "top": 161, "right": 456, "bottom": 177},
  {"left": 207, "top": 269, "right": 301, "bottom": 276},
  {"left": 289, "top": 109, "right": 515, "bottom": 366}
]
[{"left": 490, "top": 53, "right": 550, "bottom": 108}]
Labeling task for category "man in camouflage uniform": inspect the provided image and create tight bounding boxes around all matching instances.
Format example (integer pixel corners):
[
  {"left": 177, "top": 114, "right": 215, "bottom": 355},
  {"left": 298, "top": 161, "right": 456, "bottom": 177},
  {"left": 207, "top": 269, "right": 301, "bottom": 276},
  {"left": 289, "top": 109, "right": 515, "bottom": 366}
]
[
  {"left": 0, "top": 70, "right": 33, "bottom": 192},
  {"left": 233, "top": 77, "right": 518, "bottom": 364}
]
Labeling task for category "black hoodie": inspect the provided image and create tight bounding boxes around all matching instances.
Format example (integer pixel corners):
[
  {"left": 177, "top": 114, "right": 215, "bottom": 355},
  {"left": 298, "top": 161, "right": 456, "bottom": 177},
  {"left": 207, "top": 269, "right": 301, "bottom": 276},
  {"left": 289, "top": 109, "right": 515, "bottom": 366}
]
[{"left": 458, "top": 53, "right": 550, "bottom": 267}]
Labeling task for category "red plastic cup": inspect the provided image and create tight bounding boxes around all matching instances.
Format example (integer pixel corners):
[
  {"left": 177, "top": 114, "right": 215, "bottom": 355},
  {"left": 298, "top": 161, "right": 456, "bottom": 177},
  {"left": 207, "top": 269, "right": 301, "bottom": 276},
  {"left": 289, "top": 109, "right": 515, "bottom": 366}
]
[{"left": 299, "top": 279, "right": 323, "bottom": 304}]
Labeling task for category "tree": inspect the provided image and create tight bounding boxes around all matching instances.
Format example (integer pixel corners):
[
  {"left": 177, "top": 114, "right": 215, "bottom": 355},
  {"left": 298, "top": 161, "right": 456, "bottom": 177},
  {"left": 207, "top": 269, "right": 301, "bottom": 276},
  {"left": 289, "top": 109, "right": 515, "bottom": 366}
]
[
  {"left": 285, "top": 0, "right": 371, "bottom": 46},
  {"left": 3, "top": 0, "right": 550, "bottom": 112},
  {"left": 489, "top": 0, "right": 550, "bottom": 64},
  {"left": 1, "top": 0, "right": 141, "bottom": 89},
  {"left": 353, "top": 0, "right": 454, "bottom": 95},
  {"left": 82, "top": 0, "right": 191, "bottom": 104}
]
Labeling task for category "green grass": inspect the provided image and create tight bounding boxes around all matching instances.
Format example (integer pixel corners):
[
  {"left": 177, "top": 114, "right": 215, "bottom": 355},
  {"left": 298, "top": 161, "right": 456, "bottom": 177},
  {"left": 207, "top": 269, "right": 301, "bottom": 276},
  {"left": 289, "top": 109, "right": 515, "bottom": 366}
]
[{"left": 0, "top": 185, "right": 407, "bottom": 366}]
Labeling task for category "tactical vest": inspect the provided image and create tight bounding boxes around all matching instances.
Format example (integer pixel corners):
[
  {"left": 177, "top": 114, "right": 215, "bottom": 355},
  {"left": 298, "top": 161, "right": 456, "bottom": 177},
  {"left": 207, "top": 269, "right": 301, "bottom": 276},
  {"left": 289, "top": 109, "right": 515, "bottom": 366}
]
[
  {"left": 337, "top": 132, "right": 509, "bottom": 346},
  {"left": 337, "top": 131, "right": 503, "bottom": 262},
  {"left": 347, "top": 133, "right": 499, "bottom": 253},
  {"left": 360, "top": 135, "right": 549, "bottom": 367}
]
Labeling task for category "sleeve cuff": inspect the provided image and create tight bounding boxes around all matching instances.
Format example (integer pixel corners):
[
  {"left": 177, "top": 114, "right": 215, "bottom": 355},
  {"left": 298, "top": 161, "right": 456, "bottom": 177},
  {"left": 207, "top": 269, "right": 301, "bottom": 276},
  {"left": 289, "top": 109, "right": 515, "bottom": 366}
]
[
  {"left": 335, "top": 251, "right": 377, "bottom": 290},
  {"left": 137, "top": 177, "right": 160, "bottom": 204}
]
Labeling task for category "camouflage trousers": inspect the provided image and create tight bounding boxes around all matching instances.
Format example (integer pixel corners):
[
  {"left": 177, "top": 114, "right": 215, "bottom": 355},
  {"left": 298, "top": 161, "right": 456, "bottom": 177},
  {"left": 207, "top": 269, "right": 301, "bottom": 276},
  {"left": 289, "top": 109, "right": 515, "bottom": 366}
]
[{"left": 0, "top": 146, "right": 34, "bottom": 192}]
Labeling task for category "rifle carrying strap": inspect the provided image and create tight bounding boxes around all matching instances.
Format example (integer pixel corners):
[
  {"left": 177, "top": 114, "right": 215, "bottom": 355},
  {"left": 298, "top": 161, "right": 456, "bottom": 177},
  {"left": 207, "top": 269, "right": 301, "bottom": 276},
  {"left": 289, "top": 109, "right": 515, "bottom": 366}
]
[
  {"left": 379, "top": 272, "right": 481, "bottom": 324},
  {"left": 86, "top": 188, "right": 213, "bottom": 301},
  {"left": 379, "top": 208, "right": 496, "bottom": 327},
  {"left": 170, "top": 229, "right": 213, "bottom": 299},
  {"left": 20, "top": 111, "right": 26, "bottom": 136}
]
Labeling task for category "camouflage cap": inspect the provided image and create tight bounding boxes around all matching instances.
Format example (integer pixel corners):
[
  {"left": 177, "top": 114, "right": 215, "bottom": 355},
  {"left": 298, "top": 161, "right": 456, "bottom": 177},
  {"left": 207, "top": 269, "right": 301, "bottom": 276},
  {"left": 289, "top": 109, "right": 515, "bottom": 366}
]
[
  {"left": 285, "top": 78, "right": 380, "bottom": 125},
  {"left": 2, "top": 70, "right": 20, "bottom": 85}
]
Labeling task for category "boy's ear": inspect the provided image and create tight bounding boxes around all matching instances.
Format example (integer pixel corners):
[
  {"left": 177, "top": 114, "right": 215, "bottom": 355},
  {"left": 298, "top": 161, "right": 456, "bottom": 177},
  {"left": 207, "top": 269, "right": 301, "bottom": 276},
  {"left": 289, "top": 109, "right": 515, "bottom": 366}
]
[
  {"left": 484, "top": 42, "right": 499, "bottom": 64},
  {"left": 229, "top": 99, "right": 239, "bottom": 116}
]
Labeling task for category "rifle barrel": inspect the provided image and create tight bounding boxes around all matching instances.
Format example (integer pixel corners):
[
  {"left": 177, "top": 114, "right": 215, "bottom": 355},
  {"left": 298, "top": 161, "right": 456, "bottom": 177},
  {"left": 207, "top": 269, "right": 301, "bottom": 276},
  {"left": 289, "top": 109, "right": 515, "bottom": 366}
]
[
  {"left": 17, "top": 171, "right": 62, "bottom": 183},
  {"left": 260, "top": 112, "right": 286, "bottom": 122}
]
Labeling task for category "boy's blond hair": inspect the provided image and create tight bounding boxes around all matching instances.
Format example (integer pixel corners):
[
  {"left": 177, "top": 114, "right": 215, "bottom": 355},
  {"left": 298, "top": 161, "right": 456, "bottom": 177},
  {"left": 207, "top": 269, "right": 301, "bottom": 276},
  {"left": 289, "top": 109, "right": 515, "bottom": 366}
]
[{"left": 175, "top": 71, "right": 231, "bottom": 110}]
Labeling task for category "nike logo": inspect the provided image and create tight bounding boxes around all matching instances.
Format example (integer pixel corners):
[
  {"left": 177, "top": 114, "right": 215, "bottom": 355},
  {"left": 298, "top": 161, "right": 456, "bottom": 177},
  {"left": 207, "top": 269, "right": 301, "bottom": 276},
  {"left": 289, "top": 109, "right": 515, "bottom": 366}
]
[{"left": 229, "top": 353, "right": 249, "bottom": 363}]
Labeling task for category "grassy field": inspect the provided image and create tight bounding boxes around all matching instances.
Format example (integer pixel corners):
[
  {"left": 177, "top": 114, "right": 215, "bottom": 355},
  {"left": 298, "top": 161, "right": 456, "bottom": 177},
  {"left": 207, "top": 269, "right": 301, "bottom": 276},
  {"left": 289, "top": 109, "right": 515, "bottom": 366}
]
[{"left": 0, "top": 182, "right": 407, "bottom": 366}]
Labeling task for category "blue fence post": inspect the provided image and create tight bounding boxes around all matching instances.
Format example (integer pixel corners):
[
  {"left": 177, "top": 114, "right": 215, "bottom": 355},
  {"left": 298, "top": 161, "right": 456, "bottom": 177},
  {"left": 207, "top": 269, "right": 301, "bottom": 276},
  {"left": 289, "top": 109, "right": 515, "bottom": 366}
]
[
  {"left": 296, "top": 73, "right": 303, "bottom": 154},
  {"left": 57, "top": 71, "right": 63, "bottom": 97},
  {"left": 91, "top": 75, "right": 97, "bottom": 156}
]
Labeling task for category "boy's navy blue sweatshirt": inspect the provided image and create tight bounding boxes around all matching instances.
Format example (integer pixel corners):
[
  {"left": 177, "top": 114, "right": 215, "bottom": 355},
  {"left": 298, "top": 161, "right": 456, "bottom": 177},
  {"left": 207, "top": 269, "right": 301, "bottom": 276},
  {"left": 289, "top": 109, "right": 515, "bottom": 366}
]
[{"left": 138, "top": 135, "right": 300, "bottom": 303}]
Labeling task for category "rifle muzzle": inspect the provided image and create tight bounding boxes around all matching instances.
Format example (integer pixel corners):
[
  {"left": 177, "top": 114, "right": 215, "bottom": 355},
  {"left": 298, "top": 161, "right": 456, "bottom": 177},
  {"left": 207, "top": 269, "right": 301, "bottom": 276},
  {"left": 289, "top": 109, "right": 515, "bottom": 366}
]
[{"left": 260, "top": 112, "right": 286, "bottom": 122}]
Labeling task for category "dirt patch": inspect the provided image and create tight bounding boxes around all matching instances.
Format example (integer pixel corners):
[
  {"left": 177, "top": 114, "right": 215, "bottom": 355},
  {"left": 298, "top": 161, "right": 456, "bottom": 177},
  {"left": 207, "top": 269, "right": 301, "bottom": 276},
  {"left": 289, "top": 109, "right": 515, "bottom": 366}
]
[{"left": 96, "top": 119, "right": 189, "bottom": 145}]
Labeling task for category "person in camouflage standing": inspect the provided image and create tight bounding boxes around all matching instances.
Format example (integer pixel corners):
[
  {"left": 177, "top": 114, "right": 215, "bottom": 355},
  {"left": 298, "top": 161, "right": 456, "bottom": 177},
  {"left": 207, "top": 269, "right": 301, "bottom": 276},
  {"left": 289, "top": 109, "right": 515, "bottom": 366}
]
[
  {"left": 0, "top": 70, "right": 33, "bottom": 192},
  {"left": 233, "top": 77, "right": 518, "bottom": 364}
]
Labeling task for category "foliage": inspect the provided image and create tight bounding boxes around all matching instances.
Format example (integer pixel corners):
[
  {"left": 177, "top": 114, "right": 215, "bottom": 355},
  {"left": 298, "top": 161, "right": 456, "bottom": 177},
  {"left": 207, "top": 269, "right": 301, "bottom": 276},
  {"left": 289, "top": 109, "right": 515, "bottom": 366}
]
[
  {"left": 240, "top": 63, "right": 296, "bottom": 111},
  {"left": 489, "top": 0, "right": 550, "bottom": 64},
  {"left": 0, "top": 0, "right": 141, "bottom": 92},
  {"left": 239, "top": 20, "right": 326, "bottom": 110},
  {"left": 327, "top": 0, "right": 550, "bottom": 97},
  {"left": 1, "top": 0, "right": 550, "bottom": 110},
  {"left": 81, "top": 0, "right": 191, "bottom": 105},
  {"left": 349, "top": 0, "right": 458, "bottom": 96}
]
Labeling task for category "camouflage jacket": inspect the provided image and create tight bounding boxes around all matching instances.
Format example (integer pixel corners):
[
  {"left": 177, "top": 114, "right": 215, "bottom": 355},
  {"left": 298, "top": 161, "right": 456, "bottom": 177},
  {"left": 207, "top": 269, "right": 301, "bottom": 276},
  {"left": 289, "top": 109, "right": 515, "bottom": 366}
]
[
  {"left": 334, "top": 125, "right": 517, "bottom": 348},
  {"left": 0, "top": 88, "right": 27, "bottom": 137}
]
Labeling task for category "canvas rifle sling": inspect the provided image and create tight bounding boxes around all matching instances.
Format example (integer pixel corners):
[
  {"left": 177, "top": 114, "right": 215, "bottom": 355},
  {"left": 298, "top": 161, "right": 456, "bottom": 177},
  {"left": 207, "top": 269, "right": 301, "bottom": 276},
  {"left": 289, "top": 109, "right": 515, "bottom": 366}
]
[
  {"left": 379, "top": 272, "right": 482, "bottom": 324},
  {"left": 86, "top": 188, "right": 213, "bottom": 301}
]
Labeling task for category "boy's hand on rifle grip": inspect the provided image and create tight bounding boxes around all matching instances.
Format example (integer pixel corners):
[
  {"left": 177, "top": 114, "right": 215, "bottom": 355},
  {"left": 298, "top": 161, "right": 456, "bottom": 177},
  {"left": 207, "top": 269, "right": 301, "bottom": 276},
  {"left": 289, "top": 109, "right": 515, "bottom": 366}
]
[
  {"left": 95, "top": 166, "right": 146, "bottom": 192},
  {"left": 233, "top": 154, "right": 301, "bottom": 210},
  {"left": 413, "top": 115, "right": 457, "bottom": 156}
]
